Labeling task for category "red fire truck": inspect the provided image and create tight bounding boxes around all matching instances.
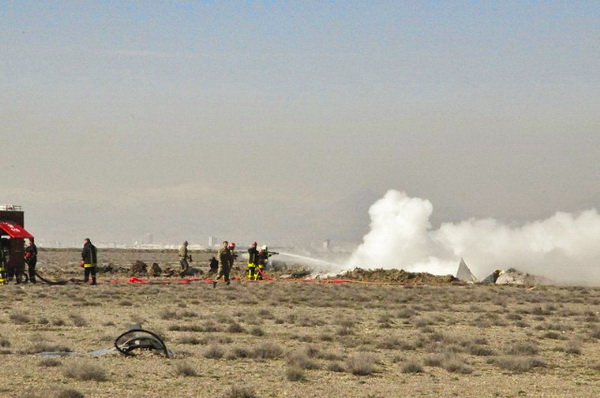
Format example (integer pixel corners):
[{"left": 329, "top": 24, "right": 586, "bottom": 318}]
[{"left": 0, "top": 205, "right": 35, "bottom": 284}]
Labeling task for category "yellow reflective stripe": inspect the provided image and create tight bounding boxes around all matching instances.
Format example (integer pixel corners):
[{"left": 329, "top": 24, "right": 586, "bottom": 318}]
[{"left": 83, "top": 263, "right": 95, "bottom": 268}]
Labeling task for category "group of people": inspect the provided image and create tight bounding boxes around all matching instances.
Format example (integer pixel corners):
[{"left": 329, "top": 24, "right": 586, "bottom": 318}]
[
  {"left": 0, "top": 237, "right": 95, "bottom": 285},
  {"left": 0, "top": 237, "right": 38, "bottom": 284},
  {"left": 4, "top": 237, "right": 274, "bottom": 287},
  {"left": 178, "top": 240, "right": 275, "bottom": 287}
]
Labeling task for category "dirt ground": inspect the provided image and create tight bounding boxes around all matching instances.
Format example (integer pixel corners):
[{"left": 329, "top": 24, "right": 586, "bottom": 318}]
[{"left": 1, "top": 249, "right": 599, "bottom": 398}]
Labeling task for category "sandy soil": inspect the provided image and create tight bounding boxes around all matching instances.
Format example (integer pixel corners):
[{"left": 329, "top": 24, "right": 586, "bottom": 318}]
[{"left": 0, "top": 249, "right": 599, "bottom": 398}]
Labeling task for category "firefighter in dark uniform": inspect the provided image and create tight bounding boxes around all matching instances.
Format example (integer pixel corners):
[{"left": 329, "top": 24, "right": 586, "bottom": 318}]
[
  {"left": 81, "top": 238, "right": 98, "bottom": 285},
  {"left": 24, "top": 238, "right": 38, "bottom": 283},
  {"left": 247, "top": 241, "right": 258, "bottom": 280}
]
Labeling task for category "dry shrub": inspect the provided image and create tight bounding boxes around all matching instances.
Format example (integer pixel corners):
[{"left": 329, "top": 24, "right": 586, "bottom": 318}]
[
  {"left": 317, "top": 351, "right": 343, "bottom": 361},
  {"left": 27, "top": 342, "right": 72, "bottom": 354},
  {"left": 159, "top": 310, "right": 181, "bottom": 320},
  {"left": 253, "top": 342, "right": 284, "bottom": 360},
  {"left": 336, "top": 325, "right": 354, "bottom": 336},
  {"left": 222, "top": 386, "right": 259, "bottom": 398},
  {"left": 0, "top": 338, "right": 10, "bottom": 348},
  {"left": 69, "top": 314, "right": 88, "bottom": 327},
  {"left": 39, "top": 358, "right": 62, "bottom": 367},
  {"left": 468, "top": 345, "right": 495, "bottom": 356},
  {"left": 10, "top": 313, "right": 31, "bottom": 324},
  {"left": 204, "top": 345, "right": 224, "bottom": 359},
  {"left": 216, "top": 335, "right": 233, "bottom": 344},
  {"left": 376, "top": 335, "right": 402, "bottom": 350},
  {"left": 174, "top": 361, "right": 198, "bottom": 377},
  {"left": 226, "top": 346, "right": 251, "bottom": 360},
  {"left": 442, "top": 356, "right": 472, "bottom": 374},
  {"left": 345, "top": 352, "right": 377, "bottom": 376},
  {"left": 555, "top": 340, "right": 582, "bottom": 355},
  {"left": 489, "top": 356, "right": 546, "bottom": 373},
  {"left": 227, "top": 323, "right": 245, "bottom": 333},
  {"left": 257, "top": 308, "right": 273, "bottom": 319},
  {"left": 63, "top": 361, "right": 108, "bottom": 381},
  {"left": 588, "top": 328, "right": 600, "bottom": 339},
  {"left": 327, "top": 362, "right": 345, "bottom": 372},
  {"left": 250, "top": 326, "right": 265, "bottom": 336},
  {"left": 319, "top": 333, "right": 334, "bottom": 342},
  {"left": 287, "top": 349, "right": 320, "bottom": 370},
  {"left": 424, "top": 353, "right": 472, "bottom": 374},
  {"left": 506, "top": 342, "right": 539, "bottom": 356},
  {"left": 402, "top": 359, "right": 424, "bottom": 374},
  {"left": 542, "top": 331, "right": 565, "bottom": 340},
  {"left": 56, "top": 389, "right": 85, "bottom": 398},
  {"left": 285, "top": 365, "right": 306, "bottom": 381},
  {"left": 178, "top": 336, "right": 202, "bottom": 345},
  {"left": 203, "top": 321, "right": 220, "bottom": 332}
]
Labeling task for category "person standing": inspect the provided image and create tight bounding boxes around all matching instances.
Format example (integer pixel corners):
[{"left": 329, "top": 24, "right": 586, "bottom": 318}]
[
  {"left": 213, "top": 241, "right": 232, "bottom": 288},
  {"left": 81, "top": 238, "right": 97, "bottom": 285},
  {"left": 256, "top": 245, "right": 269, "bottom": 280},
  {"left": 24, "top": 238, "right": 38, "bottom": 283},
  {"left": 247, "top": 241, "right": 258, "bottom": 280},
  {"left": 179, "top": 241, "right": 192, "bottom": 273}
]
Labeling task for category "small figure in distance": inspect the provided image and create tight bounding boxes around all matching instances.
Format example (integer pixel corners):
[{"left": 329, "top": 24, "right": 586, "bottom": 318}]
[
  {"left": 213, "top": 241, "right": 232, "bottom": 288},
  {"left": 24, "top": 237, "right": 38, "bottom": 283},
  {"left": 256, "top": 245, "right": 270, "bottom": 280},
  {"left": 208, "top": 256, "right": 218, "bottom": 275},
  {"left": 81, "top": 238, "right": 98, "bottom": 285},
  {"left": 247, "top": 241, "right": 258, "bottom": 280},
  {"left": 178, "top": 241, "right": 192, "bottom": 273}
]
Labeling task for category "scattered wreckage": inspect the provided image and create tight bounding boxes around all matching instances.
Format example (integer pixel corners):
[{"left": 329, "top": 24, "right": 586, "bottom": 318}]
[{"left": 38, "top": 325, "right": 173, "bottom": 359}]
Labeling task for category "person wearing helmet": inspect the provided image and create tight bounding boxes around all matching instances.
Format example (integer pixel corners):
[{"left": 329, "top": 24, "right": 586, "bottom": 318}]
[
  {"left": 228, "top": 242, "right": 238, "bottom": 271},
  {"left": 256, "top": 245, "right": 269, "bottom": 280},
  {"left": 247, "top": 242, "right": 258, "bottom": 280}
]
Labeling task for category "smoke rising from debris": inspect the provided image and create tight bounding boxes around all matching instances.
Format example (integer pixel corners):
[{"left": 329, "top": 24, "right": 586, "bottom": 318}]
[{"left": 346, "top": 190, "right": 600, "bottom": 285}]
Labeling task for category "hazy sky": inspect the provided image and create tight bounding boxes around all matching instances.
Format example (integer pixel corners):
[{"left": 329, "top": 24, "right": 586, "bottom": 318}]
[{"left": 1, "top": 1, "right": 599, "bottom": 246}]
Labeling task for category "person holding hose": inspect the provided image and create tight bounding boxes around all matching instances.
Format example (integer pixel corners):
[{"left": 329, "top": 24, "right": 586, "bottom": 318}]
[{"left": 247, "top": 241, "right": 258, "bottom": 280}]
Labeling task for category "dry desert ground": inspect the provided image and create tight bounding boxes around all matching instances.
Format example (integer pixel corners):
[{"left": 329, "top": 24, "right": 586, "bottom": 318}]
[{"left": 0, "top": 249, "right": 599, "bottom": 398}]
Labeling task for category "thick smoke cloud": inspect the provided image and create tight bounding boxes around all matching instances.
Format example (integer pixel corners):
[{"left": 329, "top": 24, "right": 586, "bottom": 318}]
[{"left": 346, "top": 190, "right": 600, "bottom": 285}]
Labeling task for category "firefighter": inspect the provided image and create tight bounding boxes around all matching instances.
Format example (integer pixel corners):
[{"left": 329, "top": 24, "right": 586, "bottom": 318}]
[
  {"left": 213, "top": 241, "right": 232, "bottom": 288},
  {"left": 24, "top": 238, "right": 38, "bottom": 283},
  {"left": 178, "top": 240, "right": 192, "bottom": 273},
  {"left": 81, "top": 238, "right": 98, "bottom": 285},
  {"left": 256, "top": 245, "right": 269, "bottom": 280},
  {"left": 229, "top": 242, "right": 237, "bottom": 268},
  {"left": 247, "top": 241, "right": 258, "bottom": 280}
]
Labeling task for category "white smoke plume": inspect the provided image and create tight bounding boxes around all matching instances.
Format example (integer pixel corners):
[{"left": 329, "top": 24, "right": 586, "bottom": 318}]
[{"left": 345, "top": 190, "right": 600, "bottom": 285}]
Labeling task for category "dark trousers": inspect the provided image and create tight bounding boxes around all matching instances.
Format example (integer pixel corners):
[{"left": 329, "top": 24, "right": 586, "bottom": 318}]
[
  {"left": 27, "top": 259, "right": 37, "bottom": 282},
  {"left": 84, "top": 266, "right": 97, "bottom": 284}
]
